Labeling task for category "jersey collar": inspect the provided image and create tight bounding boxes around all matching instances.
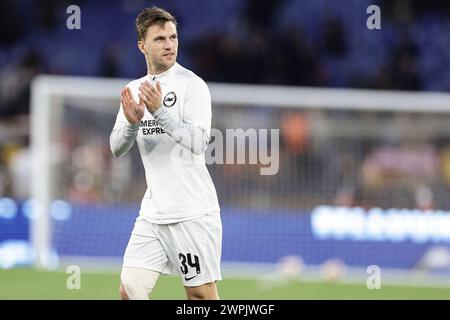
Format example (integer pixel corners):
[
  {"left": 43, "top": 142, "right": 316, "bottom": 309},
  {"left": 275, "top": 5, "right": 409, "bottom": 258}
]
[{"left": 147, "top": 62, "right": 178, "bottom": 81}]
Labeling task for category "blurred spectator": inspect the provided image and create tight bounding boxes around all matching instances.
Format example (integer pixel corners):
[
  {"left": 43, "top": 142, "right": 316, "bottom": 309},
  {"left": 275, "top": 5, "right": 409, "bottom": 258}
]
[
  {"left": 8, "top": 143, "right": 31, "bottom": 200},
  {"left": 361, "top": 144, "right": 439, "bottom": 188},
  {"left": 243, "top": 0, "right": 286, "bottom": 34},
  {"left": 33, "top": 0, "right": 60, "bottom": 32},
  {"left": 321, "top": 16, "right": 348, "bottom": 58},
  {"left": 266, "top": 25, "right": 322, "bottom": 86},
  {"left": 0, "top": 0, "right": 26, "bottom": 47},
  {"left": 359, "top": 143, "right": 439, "bottom": 209},
  {"left": 387, "top": 33, "right": 422, "bottom": 91},
  {"left": 68, "top": 139, "right": 107, "bottom": 203},
  {"left": 280, "top": 111, "right": 310, "bottom": 156},
  {"left": 100, "top": 42, "right": 122, "bottom": 78},
  {"left": 0, "top": 50, "right": 45, "bottom": 116}
]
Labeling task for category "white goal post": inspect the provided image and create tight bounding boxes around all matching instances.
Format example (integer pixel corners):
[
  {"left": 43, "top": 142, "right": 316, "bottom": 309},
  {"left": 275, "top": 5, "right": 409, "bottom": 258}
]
[{"left": 30, "top": 74, "right": 450, "bottom": 270}]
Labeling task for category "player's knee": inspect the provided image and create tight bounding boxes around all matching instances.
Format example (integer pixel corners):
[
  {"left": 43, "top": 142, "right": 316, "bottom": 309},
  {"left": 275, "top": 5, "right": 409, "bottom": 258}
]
[
  {"left": 187, "top": 290, "right": 207, "bottom": 300},
  {"left": 186, "top": 282, "right": 218, "bottom": 300},
  {"left": 119, "top": 283, "right": 129, "bottom": 300},
  {"left": 120, "top": 267, "right": 160, "bottom": 300}
]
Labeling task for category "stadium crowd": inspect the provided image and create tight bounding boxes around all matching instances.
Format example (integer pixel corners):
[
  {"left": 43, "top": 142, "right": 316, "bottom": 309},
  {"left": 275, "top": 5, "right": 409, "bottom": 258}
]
[{"left": 0, "top": 0, "right": 449, "bottom": 211}]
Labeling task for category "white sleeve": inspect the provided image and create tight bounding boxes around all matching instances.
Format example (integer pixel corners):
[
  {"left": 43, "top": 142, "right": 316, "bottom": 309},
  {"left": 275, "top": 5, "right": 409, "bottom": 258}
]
[
  {"left": 110, "top": 103, "right": 140, "bottom": 158},
  {"left": 183, "top": 77, "right": 212, "bottom": 137},
  {"left": 151, "top": 77, "right": 211, "bottom": 155}
]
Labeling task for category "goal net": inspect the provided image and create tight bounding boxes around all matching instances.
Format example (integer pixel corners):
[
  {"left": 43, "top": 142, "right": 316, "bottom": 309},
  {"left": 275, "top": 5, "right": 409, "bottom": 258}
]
[{"left": 30, "top": 75, "right": 450, "bottom": 281}]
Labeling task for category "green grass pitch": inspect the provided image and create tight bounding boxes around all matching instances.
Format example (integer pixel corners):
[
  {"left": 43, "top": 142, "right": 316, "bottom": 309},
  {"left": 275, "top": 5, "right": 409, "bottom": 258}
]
[{"left": 0, "top": 268, "right": 449, "bottom": 299}]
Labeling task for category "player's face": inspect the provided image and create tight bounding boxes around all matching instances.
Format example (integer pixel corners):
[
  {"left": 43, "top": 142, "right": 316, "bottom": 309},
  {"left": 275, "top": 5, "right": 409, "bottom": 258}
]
[{"left": 139, "top": 21, "right": 178, "bottom": 73}]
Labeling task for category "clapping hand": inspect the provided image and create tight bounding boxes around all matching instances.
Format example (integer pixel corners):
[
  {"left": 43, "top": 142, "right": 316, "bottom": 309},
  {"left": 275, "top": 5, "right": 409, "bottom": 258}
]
[
  {"left": 138, "top": 81, "right": 163, "bottom": 113},
  {"left": 121, "top": 87, "right": 145, "bottom": 124}
]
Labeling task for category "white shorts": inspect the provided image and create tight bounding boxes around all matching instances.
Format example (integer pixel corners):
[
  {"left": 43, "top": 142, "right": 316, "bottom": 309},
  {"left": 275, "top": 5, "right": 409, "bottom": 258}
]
[{"left": 122, "top": 212, "right": 222, "bottom": 287}]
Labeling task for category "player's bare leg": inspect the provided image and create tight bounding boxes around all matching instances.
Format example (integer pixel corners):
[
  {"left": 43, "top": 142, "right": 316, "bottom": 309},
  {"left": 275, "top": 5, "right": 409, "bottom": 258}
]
[
  {"left": 184, "top": 281, "right": 219, "bottom": 300},
  {"left": 119, "top": 282, "right": 129, "bottom": 300}
]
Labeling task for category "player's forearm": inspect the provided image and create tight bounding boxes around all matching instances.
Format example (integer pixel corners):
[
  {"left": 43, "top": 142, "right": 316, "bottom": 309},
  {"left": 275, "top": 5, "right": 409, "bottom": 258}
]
[
  {"left": 152, "top": 107, "right": 209, "bottom": 155},
  {"left": 110, "top": 122, "right": 140, "bottom": 157}
]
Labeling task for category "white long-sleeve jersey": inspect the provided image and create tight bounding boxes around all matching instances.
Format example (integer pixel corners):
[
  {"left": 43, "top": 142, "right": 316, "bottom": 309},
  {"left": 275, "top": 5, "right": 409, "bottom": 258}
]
[{"left": 110, "top": 63, "right": 220, "bottom": 224}]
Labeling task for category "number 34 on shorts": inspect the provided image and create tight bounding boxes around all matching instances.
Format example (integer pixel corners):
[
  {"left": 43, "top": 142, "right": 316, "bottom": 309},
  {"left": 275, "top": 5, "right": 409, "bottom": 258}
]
[{"left": 178, "top": 253, "right": 201, "bottom": 281}]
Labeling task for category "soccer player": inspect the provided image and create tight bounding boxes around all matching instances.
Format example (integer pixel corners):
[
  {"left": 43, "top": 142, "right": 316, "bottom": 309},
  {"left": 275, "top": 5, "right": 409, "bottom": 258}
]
[{"left": 110, "top": 6, "right": 222, "bottom": 300}]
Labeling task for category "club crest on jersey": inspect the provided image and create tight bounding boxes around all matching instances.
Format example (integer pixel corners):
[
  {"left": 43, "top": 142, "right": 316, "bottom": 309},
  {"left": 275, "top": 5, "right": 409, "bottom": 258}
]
[{"left": 163, "top": 91, "right": 177, "bottom": 108}]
